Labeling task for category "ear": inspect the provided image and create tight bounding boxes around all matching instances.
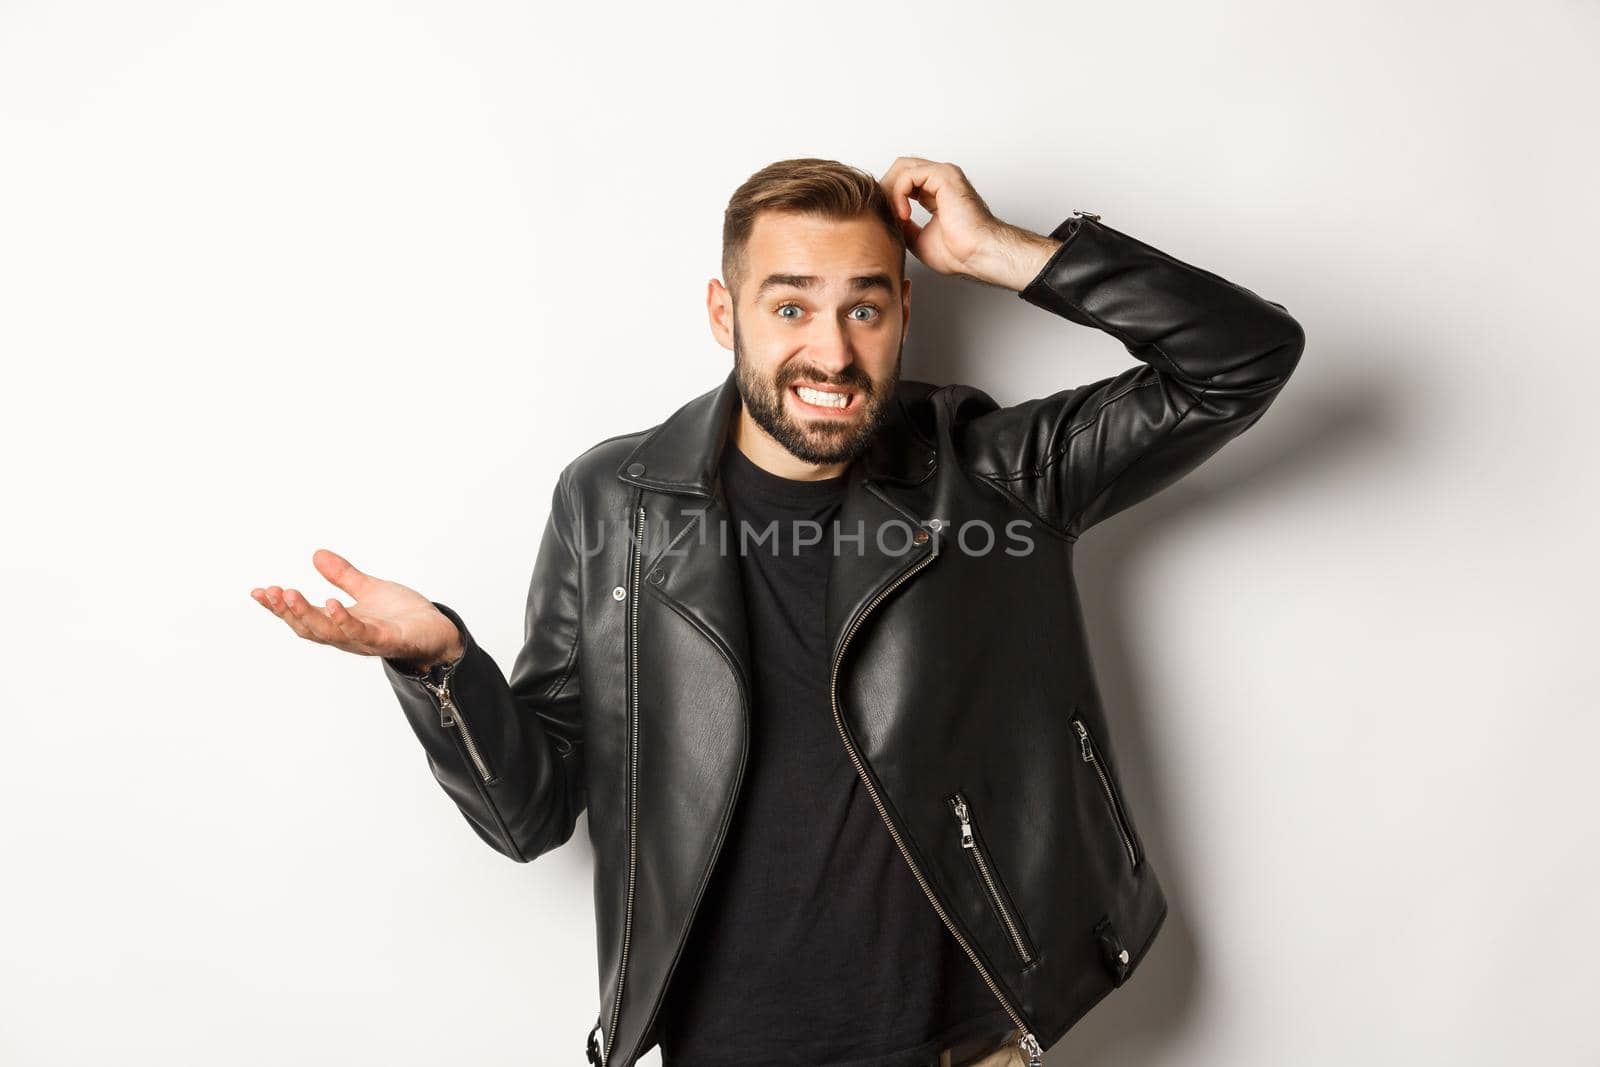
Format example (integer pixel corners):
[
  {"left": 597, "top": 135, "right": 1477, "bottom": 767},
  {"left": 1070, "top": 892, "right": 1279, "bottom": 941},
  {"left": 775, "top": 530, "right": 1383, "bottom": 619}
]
[{"left": 707, "top": 278, "right": 734, "bottom": 352}]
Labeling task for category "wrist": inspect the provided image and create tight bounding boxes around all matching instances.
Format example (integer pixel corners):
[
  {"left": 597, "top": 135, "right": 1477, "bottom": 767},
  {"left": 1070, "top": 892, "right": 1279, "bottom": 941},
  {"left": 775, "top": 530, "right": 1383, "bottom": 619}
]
[
  {"left": 963, "top": 224, "right": 1064, "bottom": 292},
  {"left": 430, "top": 639, "right": 467, "bottom": 673},
  {"left": 398, "top": 638, "right": 465, "bottom": 678}
]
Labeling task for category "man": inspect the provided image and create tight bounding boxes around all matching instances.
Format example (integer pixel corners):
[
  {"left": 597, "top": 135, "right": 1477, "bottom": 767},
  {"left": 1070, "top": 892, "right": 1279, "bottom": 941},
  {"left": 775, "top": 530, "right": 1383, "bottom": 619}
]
[{"left": 251, "top": 156, "right": 1304, "bottom": 1067}]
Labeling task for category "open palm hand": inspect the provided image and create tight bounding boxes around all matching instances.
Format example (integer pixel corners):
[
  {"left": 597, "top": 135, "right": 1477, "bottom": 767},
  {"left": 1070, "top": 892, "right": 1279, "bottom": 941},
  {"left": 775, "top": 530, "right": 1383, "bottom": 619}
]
[{"left": 250, "top": 548, "right": 463, "bottom": 669}]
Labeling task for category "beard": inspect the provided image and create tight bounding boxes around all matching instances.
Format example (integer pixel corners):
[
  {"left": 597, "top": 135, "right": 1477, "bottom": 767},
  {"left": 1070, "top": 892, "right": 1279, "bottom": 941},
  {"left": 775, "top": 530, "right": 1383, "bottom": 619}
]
[{"left": 731, "top": 311, "right": 902, "bottom": 467}]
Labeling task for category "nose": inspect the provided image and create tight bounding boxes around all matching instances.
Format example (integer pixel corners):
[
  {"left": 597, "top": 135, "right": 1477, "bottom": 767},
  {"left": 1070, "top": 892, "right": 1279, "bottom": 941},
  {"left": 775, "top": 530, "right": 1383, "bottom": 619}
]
[{"left": 805, "top": 317, "right": 855, "bottom": 376}]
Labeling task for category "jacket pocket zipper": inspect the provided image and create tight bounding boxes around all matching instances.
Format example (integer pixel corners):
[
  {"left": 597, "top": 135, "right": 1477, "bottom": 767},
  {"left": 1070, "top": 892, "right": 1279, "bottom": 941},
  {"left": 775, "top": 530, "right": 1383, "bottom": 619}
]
[
  {"left": 419, "top": 659, "right": 494, "bottom": 783},
  {"left": 830, "top": 540, "right": 1043, "bottom": 1065},
  {"left": 1073, "top": 718, "right": 1140, "bottom": 868},
  {"left": 948, "top": 791, "right": 1036, "bottom": 966}
]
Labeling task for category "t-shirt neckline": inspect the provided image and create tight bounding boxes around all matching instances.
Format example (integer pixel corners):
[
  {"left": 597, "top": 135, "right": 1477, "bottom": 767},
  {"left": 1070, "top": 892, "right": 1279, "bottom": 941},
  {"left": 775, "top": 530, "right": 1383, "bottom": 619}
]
[{"left": 720, "top": 442, "right": 851, "bottom": 505}]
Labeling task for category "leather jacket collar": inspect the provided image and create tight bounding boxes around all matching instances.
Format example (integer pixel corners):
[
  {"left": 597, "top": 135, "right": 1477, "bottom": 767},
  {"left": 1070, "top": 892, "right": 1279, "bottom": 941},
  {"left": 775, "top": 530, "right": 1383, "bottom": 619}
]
[{"left": 610, "top": 367, "right": 956, "bottom": 714}]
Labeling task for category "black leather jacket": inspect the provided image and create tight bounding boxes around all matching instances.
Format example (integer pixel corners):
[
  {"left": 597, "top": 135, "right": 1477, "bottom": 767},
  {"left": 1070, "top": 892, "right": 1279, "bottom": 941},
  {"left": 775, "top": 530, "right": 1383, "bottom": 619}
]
[{"left": 381, "top": 211, "right": 1305, "bottom": 1066}]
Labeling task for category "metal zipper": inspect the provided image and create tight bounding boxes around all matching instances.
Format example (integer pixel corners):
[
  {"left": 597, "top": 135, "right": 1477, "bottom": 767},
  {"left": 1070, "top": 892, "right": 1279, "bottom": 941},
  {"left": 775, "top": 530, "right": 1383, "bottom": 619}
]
[
  {"left": 417, "top": 657, "right": 493, "bottom": 782},
  {"left": 1073, "top": 718, "right": 1140, "bottom": 868},
  {"left": 601, "top": 501, "right": 646, "bottom": 1067},
  {"left": 829, "top": 538, "right": 1044, "bottom": 1067},
  {"left": 949, "top": 791, "right": 1035, "bottom": 966}
]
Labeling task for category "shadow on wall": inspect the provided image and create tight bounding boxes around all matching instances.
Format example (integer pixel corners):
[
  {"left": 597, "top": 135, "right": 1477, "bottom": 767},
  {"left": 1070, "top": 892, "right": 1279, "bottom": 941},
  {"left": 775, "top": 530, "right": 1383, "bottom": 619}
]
[{"left": 910, "top": 264, "right": 1383, "bottom": 1064}]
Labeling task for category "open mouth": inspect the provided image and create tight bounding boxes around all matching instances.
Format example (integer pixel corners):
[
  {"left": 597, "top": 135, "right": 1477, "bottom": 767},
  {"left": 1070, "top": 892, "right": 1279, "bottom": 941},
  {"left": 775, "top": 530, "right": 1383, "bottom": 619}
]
[{"left": 789, "top": 382, "right": 858, "bottom": 416}]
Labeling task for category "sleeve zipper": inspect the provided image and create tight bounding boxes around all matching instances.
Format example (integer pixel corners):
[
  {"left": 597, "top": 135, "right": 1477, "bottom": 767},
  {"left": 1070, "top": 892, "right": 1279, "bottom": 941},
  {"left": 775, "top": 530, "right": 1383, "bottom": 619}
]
[{"left": 417, "top": 656, "right": 494, "bottom": 783}]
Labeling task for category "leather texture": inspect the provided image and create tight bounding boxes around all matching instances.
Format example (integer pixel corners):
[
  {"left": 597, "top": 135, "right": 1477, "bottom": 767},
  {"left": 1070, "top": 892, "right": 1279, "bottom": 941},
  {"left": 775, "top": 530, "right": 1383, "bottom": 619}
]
[{"left": 380, "top": 212, "right": 1305, "bottom": 1065}]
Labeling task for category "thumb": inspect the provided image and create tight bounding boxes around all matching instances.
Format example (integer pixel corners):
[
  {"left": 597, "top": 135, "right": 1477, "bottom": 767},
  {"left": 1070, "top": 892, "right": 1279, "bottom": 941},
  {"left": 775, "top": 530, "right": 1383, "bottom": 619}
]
[{"left": 312, "top": 548, "right": 375, "bottom": 599}]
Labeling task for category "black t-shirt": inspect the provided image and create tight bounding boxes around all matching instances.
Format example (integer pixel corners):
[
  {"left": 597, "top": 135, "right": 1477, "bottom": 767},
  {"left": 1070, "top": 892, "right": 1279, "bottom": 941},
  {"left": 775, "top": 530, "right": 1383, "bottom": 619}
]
[{"left": 654, "top": 443, "right": 1011, "bottom": 1067}]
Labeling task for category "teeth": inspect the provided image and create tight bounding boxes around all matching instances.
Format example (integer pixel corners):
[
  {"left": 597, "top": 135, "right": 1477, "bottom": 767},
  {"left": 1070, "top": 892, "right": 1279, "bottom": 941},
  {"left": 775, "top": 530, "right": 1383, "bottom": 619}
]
[{"left": 796, "top": 385, "right": 850, "bottom": 408}]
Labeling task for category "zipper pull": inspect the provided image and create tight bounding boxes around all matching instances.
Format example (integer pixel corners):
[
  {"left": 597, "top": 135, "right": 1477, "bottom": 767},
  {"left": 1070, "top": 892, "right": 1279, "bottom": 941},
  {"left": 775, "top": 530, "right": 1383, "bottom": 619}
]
[
  {"left": 952, "top": 796, "right": 974, "bottom": 848},
  {"left": 1074, "top": 720, "right": 1093, "bottom": 762},
  {"left": 1019, "top": 1031, "right": 1043, "bottom": 1066},
  {"left": 436, "top": 684, "right": 457, "bottom": 729},
  {"left": 421, "top": 675, "right": 457, "bottom": 729}
]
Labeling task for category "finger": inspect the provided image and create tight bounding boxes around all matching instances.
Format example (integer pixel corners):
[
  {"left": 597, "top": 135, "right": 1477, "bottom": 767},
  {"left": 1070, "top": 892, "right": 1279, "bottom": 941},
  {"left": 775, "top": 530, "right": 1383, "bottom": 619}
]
[
  {"left": 890, "top": 164, "right": 949, "bottom": 221},
  {"left": 899, "top": 213, "right": 924, "bottom": 250},
  {"left": 283, "top": 588, "right": 342, "bottom": 644},
  {"left": 881, "top": 154, "right": 932, "bottom": 189},
  {"left": 881, "top": 157, "right": 923, "bottom": 219},
  {"left": 265, "top": 585, "right": 319, "bottom": 641},
  {"left": 313, "top": 548, "right": 375, "bottom": 600},
  {"left": 884, "top": 161, "right": 919, "bottom": 219},
  {"left": 324, "top": 597, "right": 379, "bottom": 649},
  {"left": 251, "top": 588, "right": 293, "bottom": 622},
  {"left": 878, "top": 157, "right": 911, "bottom": 212}
]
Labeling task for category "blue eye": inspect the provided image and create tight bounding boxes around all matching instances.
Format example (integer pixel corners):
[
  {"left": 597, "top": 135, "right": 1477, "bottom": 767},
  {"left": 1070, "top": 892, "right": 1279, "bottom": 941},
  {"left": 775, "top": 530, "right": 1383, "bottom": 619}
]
[{"left": 775, "top": 303, "right": 880, "bottom": 321}]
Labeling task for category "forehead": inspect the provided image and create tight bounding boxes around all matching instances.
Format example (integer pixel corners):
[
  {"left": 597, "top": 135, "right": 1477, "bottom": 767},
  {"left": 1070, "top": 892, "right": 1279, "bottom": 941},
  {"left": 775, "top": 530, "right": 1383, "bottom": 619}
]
[{"left": 744, "top": 210, "right": 900, "bottom": 282}]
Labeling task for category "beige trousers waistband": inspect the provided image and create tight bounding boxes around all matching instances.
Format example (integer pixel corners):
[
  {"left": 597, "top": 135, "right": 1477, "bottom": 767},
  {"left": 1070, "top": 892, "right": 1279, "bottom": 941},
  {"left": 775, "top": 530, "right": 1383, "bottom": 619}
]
[{"left": 936, "top": 1026, "right": 1027, "bottom": 1067}]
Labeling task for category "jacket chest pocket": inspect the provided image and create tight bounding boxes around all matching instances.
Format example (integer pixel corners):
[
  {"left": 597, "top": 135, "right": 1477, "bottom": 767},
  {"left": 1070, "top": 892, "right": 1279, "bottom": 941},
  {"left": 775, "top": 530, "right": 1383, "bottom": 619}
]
[
  {"left": 947, "top": 790, "right": 1039, "bottom": 967},
  {"left": 1073, "top": 715, "right": 1143, "bottom": 870}
]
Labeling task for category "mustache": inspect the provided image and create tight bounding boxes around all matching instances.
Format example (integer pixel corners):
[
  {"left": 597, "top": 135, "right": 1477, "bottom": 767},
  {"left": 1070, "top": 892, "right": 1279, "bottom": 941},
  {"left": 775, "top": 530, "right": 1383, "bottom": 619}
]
[{"left": 776, "top": 365, "right": 874, "bottom": 393}]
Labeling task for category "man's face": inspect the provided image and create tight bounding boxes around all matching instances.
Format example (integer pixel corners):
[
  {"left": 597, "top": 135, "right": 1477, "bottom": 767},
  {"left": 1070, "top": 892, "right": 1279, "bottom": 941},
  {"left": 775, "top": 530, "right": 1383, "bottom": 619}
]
[{"left": 713, "top": 210, "right": 910, "bottom": 467}]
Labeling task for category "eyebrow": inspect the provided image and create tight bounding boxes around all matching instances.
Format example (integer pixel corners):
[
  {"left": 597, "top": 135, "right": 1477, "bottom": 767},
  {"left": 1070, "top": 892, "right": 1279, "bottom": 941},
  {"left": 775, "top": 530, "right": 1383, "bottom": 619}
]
[{"left": 754, "top": 272, "right": 896, "bottom": 300}]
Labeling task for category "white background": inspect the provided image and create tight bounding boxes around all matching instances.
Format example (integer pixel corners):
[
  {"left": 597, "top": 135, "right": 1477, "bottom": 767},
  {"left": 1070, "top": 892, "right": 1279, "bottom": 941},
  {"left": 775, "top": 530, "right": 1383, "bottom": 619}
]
[{"left": 3, "top": 1, "right": 1596, "bottom": 1064}]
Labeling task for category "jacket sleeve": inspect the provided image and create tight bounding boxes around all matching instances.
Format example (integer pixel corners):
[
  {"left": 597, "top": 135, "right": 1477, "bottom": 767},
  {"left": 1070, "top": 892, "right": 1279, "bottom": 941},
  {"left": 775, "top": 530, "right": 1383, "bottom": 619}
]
[
  {"left": 379, "top": 465, "right": 586, "bottom": 862},
  {"left": 959, "top": 212, "right": 1305, "bottom": 540}
]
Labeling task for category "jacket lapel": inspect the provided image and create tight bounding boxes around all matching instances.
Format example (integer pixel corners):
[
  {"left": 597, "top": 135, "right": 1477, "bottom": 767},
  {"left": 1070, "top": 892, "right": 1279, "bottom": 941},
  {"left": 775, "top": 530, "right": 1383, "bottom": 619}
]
[
  {"left": 614, "top": 368, "right": 946, "bottom": 691},
  {"left": 602, "top": 369, "right": 947, "bottom": 1066}
]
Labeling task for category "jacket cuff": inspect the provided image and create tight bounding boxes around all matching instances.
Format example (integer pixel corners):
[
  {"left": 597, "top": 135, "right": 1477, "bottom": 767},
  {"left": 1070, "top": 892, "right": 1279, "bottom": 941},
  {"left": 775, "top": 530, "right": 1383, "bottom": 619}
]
[
  {"left": 382, "top": 601, "right": 474, "bottom": 685},
  {"left": 1016, "top": 213, "right": 1093, "bottom": 301}
]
